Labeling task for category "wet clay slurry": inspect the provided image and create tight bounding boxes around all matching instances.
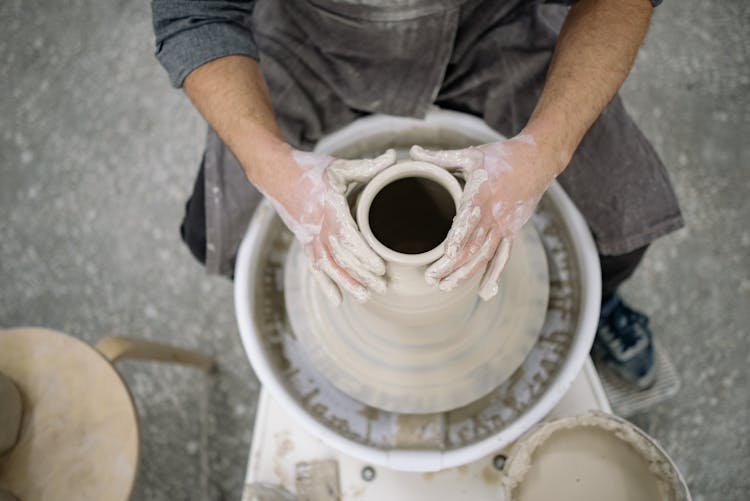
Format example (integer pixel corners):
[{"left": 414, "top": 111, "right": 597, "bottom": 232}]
[
  {"left": 512, "top": 427, "right": 672, "bottom": 501},
  {"left": 502, "top": 414, "right": 686, "bottom": 501},
  {"left": 368, "top": 177, "right": 455, "bottom": 255}
]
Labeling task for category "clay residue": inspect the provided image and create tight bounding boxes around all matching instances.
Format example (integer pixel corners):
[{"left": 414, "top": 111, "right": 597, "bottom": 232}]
[
  {"left": 295, "top": 460, "right": 340, "bottom": 500},
  {"left": 272, "top": 431, "right": 295, "bottom": 487},
  {"left": 481, "top": 465, "right": 501, "bottom": 486},
  {"left": 502, "top": 412, "right": 686, "bottom": 501},
  {"left": 278, "top": 438, "right": 294, "bottom": 458},
  {"left": 393, "top": 413, "right": 446, "bottom": 449}
]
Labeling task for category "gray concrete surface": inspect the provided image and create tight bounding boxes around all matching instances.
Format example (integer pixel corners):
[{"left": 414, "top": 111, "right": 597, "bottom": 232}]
[{"left": 0, "top": 0, "right": 747, "bottom": 499}]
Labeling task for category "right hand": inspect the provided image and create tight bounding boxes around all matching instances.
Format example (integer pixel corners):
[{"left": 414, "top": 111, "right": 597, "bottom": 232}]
[
  {"left": 410, "top": 133, "right": 555, "bottom": 300},
  {"left": 259, "top": 147, "right": 397, "bottom": 305}
]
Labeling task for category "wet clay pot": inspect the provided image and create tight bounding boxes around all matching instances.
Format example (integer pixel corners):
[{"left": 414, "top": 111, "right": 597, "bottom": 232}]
[
  {"left": 354, "top": 161, "right": 478, "bottom": 328},
  {"left": 285, "top": 160, "right": 550, "bottom": 414}
]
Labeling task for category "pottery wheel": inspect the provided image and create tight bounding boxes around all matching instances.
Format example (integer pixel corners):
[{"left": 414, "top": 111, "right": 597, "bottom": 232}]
[{"left": 285, "top": 222, "right": 549, "bottom": 414}]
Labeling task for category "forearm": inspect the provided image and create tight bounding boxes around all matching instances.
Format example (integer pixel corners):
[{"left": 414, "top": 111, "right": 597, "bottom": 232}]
[
  {"left": 182, "top": 55, "right": 293, "bottom": 197},
  {"left": 524, "top": 0, "right": 653, "bottom": 173}
]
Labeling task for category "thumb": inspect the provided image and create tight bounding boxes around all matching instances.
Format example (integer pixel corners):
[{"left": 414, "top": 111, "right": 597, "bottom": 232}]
[
  {"left": 326, "top": 149, "right": 397, "bottom": 193},
  {"left": 409, "top": 145, "right": 483, "bottom": 172}
]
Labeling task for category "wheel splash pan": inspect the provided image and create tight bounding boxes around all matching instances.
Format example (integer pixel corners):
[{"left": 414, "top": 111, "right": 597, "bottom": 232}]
[{"left": 234, "top": 110, "right": 601, "bottom": 472}]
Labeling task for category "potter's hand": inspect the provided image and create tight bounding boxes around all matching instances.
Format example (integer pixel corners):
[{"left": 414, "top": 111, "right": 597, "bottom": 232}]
[
  {"left": 263, "top": 148, "right": 397, "bottom": 305},
  {"left": 410, "top": 135, "right": 555, "bottom": 300}
]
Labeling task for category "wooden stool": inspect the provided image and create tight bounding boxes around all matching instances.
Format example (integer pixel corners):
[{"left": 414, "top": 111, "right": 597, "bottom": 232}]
[{"left": 0, "top": 327, "right": 215, "bottom": 500}]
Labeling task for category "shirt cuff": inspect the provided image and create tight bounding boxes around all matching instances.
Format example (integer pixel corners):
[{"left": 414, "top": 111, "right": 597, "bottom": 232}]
[{"left": 155, "top": 22, "right": 259, "bottom": 88}]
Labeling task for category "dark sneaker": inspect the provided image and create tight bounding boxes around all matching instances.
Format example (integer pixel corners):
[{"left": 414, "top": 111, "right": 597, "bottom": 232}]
[{"left": 594, "top": 295, "right": 656, "bottom": 390}]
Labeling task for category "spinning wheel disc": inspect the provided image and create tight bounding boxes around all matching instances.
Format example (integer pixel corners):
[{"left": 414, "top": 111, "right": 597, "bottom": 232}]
[{"left": 285, "top": 222, "right": 549, "bottom": 414}]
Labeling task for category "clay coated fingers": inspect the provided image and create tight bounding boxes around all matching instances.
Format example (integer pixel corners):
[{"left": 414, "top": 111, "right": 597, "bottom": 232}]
[
  {"left": 305, "top": 243, "right": 343, "bottom": 306},
  {"left": 437, "top": 230, "right": 497, "bottom": 293},
  {"left": 478, "top": 237, "right": 512, "bottom": 301},
  {"left": 466, "top": 226, "right": 488, "bottom": 257},
  {"left": 327, "top": 193, "right": 386, "bottom": 275},
  {"left": 409, "top": 145, "right": 483, "bottom": 172},
  {"left": 442, "top": 225, "right": 489, "bottom": 276},
  {"left": 310, "top": 267, "right": 342, "bottom": 306},
  {"left": 326, "top": 149, "right": 397, "bottom": 193},
  {"left": 336, "top": 214, "right": 386, "bottom": 276},
  {"left": 328, "top": 235, "right": 387, "bottom": 295},
  {"left": 433, "top": 213, "right": 486, "bottom": 282},
  {"left": 314, "top": 244, "right": 370, "bottom": 304},
  {"left": 443, "top": 203, "right": 482, "bottom": 261},
  {"left": 425, "top": 203, "right": 482, "bottom": 285},
  {"left": 440, "top": 167, "right": 488, "bottom": 259},
  {"left": 425, "top": 254, "right": 453, "bottom": 287}
]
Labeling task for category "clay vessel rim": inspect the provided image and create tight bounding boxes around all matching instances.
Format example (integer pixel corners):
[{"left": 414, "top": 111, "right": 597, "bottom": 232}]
[{"left": 356, "top": 161, "right": 462, "bottom": 266}]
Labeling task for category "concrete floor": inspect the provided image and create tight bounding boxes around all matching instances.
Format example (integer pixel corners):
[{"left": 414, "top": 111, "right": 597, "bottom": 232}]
[{"left": 0, "top": 0, "right": 747, "bottom": 499}]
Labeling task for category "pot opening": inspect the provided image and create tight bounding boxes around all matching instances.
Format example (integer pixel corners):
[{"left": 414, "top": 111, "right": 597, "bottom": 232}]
[{"left": 367, "top": 176, "right": 456, "bottom": 255}]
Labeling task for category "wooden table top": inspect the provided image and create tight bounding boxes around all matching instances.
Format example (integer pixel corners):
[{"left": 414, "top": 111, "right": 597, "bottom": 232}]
[{"left": 0, "top": 327, "right": 139, "bottom": 501}]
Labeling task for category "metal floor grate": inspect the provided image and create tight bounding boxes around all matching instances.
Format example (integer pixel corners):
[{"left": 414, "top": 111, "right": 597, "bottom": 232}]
[{"left": 594, "top": 338, "right": 682, "bottom": 417}]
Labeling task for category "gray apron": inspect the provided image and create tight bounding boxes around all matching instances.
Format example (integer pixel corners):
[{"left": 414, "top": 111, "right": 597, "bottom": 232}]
[{"left": 203, "top": 0, "right": 684, "bottom": 276}]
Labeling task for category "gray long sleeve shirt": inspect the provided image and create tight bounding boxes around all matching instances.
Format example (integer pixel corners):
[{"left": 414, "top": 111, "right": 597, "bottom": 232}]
[
  {"left": 151, "top": 0, "right": 661, "bottom": 89},
  {"left": 152, "top": 0, "right": 259, "bottom": 87},
  {"left": 154, "top": 0, "right": 680, "bottom": 275}
]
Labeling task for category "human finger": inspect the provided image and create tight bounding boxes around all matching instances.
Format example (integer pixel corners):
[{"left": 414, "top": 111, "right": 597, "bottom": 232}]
[
  {"left": 478, "top": 237, "right": 512, "bottom": 301},
  {"left": 333, "top": 196, "right": 386, "bottom": 276},
  {"left": 315, "top": 244, "right": 370, "bottom": 303},
  {"left": 409, "top": 145, "right": 483, "bottom": 172},
  {"left": 437, "top": 230, "right": 497, "bottom": 293},
  {"left": 436, "top": 212, "right": 486, "bottom": 281},
  {"left": 425, "top": 253, "right": 453, "bottom": 287},
  {"left": 440, "top": 224, "right": 489, "bottom": 277},
  {"left": 443, "top": 202, "right": 482, "bottom": 261},
  {"left": 440, "top": 166, "right": 489, "bottom": 258},
  {"left": 310, "top": 267, "right": 343, "bottom": 306},
  {"left": 424, "top": 200, "right": 482, "bottom": 285},
  {"left": 326, "top": 149, "right": 397, "bottom": 192},
  {"left": 304, "top": 243, "right": 343, "bottom": 306},
  {"left": 328, "top": 234, "right": 387, "bottom": 295}
]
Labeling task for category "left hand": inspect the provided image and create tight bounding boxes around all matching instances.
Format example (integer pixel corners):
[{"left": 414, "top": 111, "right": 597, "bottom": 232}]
[
  {"left": 260, "top": 148, "right": 397, "bottom": 305},
  {"left": 410, "top": 133, "right": 558, "bottom": 300}
]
